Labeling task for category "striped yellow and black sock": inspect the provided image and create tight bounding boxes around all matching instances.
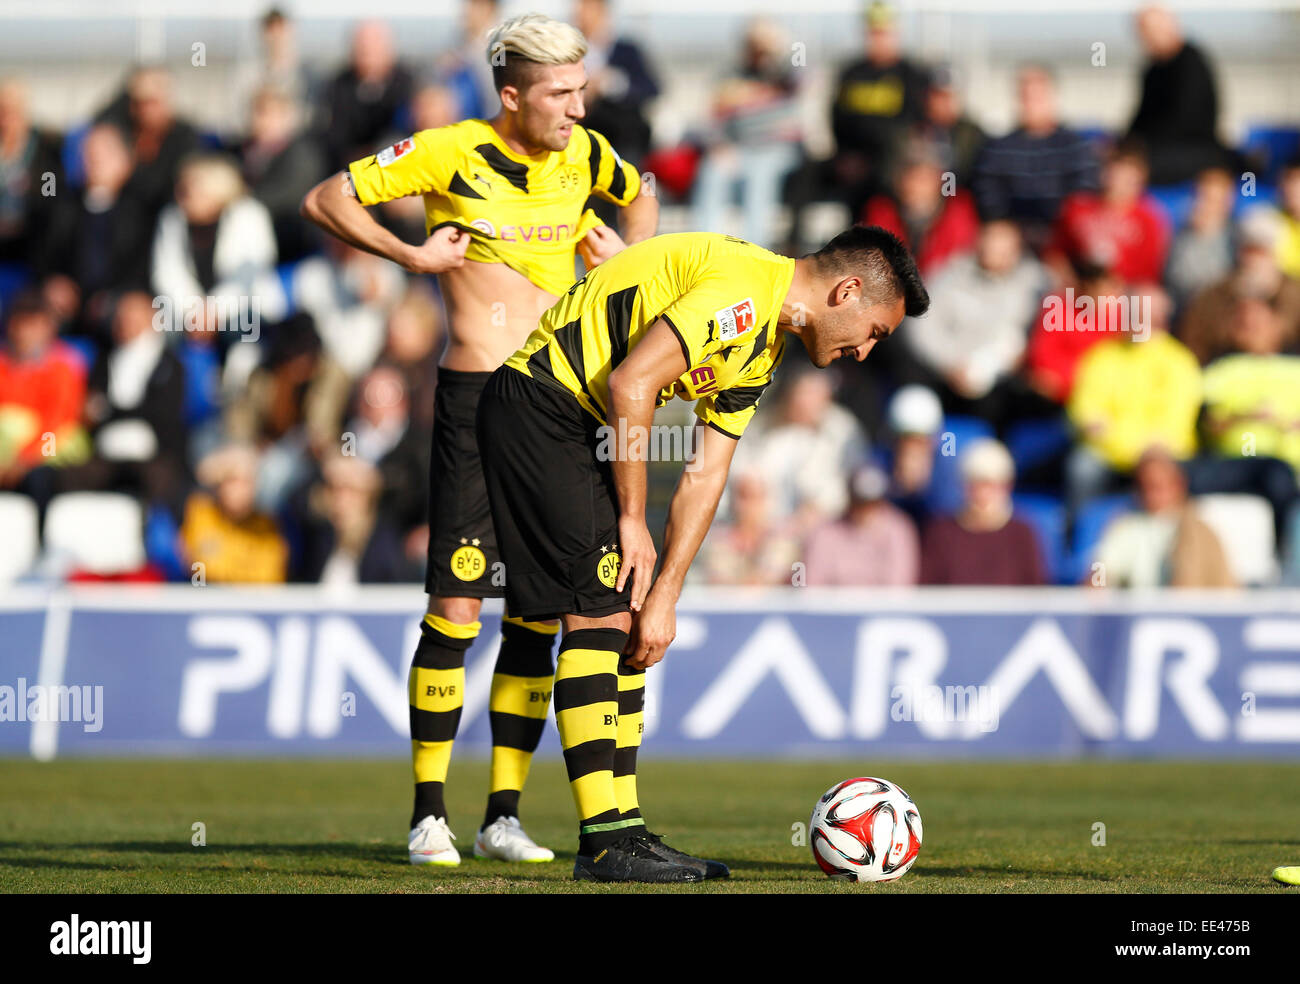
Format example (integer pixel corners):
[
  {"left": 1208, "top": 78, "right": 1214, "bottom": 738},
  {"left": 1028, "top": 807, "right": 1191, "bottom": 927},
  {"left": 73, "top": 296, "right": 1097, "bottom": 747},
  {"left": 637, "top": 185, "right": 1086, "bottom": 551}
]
[
  {"left": 554, "top": 627, "right": 646, "bottom": 855},
  {"left": 614, "top": 661, "right": 646, "bottom": 823},
  {"left": 409, "top": 613, "right": 480, "bottom": 828},
  {"left": 482, "top": 616, "right": 558, "bottom": 828}
]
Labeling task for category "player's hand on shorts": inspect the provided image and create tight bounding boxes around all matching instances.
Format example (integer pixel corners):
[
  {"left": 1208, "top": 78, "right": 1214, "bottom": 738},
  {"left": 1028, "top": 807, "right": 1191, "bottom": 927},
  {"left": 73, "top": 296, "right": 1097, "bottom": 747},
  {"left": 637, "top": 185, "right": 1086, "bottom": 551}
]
[
  {"left": 405, "top": 225, "right": 471, "bottom": 274},
  {"left": 624, "top": 588, "right": 675, "bottom": 669},
  {"left": 578, "top": 225, "right": 626, "bottom": 268},
  {"left": 616, "top": 515, "right": 656, "bottom": 612}
]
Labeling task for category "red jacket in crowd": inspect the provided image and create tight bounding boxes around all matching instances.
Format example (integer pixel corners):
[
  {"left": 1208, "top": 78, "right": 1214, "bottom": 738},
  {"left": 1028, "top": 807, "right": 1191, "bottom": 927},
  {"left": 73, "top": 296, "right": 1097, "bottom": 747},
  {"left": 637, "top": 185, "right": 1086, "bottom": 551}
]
[
  {"left": 1046, "top": 191, "right": 1170, "bottom": 285},
  {"left": 861, "top": 189, "right": 980, "bottom": 277}
]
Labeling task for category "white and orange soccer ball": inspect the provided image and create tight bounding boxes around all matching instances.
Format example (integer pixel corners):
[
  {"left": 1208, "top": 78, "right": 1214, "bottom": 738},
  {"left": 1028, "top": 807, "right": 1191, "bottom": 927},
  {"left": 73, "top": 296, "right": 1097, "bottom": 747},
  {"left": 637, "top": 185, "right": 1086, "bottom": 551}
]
[{"left": 810, "top": 777, "right": 923, "bottom": 882}]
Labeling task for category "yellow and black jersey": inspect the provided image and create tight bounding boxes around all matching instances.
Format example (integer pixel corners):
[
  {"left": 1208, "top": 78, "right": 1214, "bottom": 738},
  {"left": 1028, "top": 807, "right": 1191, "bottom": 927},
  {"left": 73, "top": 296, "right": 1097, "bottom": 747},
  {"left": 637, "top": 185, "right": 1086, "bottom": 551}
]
[
  {"left": 505, "top": 232, "right": 796, "bottom": 439},
  {"left": 348, "top": 119, "right": 641, "bottom": 296}
]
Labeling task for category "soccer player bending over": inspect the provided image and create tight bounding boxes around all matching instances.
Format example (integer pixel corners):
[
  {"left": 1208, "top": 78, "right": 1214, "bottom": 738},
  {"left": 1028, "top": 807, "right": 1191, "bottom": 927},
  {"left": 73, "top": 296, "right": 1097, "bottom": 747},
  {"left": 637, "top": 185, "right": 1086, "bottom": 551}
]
[
  {"left": 477, "top": 227, "right": 929, "bottom": 882},
  {"left": 300, "top": 13, "right": 657, "bottom": 866}
]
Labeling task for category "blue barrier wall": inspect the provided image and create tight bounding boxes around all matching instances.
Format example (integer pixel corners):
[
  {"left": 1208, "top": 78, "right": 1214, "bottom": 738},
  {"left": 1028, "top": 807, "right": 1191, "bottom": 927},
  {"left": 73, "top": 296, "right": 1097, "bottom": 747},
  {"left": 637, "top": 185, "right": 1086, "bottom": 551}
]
[{"left": 3, "top": 587, "right": 1300, "bottom": 759}]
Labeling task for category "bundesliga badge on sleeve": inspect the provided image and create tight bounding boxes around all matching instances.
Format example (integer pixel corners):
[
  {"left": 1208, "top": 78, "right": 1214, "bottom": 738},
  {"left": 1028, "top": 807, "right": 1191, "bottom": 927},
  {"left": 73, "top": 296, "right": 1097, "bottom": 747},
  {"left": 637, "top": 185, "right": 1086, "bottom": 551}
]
[{"left": 715, "top": 298, "right": 756, "bottom": 341}]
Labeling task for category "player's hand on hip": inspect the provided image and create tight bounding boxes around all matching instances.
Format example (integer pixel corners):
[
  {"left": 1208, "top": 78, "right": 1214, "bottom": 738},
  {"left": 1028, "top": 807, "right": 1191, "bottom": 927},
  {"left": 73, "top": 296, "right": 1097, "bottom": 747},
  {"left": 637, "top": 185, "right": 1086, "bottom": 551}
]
[
  {"left": 624, "top": 588, "right": 675, "bottom": 669},
  {"left": 405, "top": 225, "right": 470, "bottom": 274},
  {"left": 578, "top": 225, "right": 626, "bottom": 268},
  {"left": 615, "top": 515, "right": 656, "bottom": 612}
]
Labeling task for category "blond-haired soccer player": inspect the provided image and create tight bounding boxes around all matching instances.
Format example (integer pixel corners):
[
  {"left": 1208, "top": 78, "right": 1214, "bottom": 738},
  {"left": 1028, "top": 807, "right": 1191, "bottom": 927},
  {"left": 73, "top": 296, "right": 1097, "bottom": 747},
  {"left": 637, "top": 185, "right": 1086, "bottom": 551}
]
[
  {"left": 477, "top": 226, "right": 929, "bottom": 881},
  {"left": 301, "top": 13, "right": 657, "bottom": 866}
]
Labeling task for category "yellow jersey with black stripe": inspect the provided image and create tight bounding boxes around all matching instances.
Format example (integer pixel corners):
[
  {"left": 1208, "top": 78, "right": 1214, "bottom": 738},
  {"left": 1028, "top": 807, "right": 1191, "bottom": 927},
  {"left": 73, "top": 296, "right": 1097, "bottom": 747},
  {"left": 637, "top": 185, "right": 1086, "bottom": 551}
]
[
  {"left": 347, "top": 119, "right": 641, "bottom": 296},
  {"left": 505, "top": 232, "right": 796, "bottom": 439}
]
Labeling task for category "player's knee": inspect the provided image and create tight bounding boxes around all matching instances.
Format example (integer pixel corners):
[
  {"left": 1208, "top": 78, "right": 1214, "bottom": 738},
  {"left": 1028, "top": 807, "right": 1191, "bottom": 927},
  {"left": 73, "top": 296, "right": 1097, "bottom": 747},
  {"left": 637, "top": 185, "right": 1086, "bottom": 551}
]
[
  {"left": 562, "top": 611, "right": 632, "bottom": 635},
  {"left": 429, "top": 596, "right": 483, "bottom": 625}
]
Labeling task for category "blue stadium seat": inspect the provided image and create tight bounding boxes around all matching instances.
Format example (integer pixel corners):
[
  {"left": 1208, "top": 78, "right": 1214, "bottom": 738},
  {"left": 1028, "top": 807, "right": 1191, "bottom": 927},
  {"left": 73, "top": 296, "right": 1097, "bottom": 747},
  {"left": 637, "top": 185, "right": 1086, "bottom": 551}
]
[
  {"left": 1012, "top": 491, "right": 1068, "bottom": 584},
  {"left": 0, "top": 262, "right": 31, "bottom": 308},
  {"left": 1075, "top": 125, "right": 1111, "bottom": 148},
  {"left": 1146, "top": 182, "right": 1197, "bottom": 231},
  {"left": 1006, "top": 415, "right": 1071, "bottom": 475},
  {"left": 1068, "top": 492, "right": 1134, "bottom": 584},
  {"left": 275, "top": 261, "right": 300, "bottom": 315},
  {"left": 61, "top": 336, "right": 98, "bottom": 373},
  {"left": 925, "top": 415, "right": 995, "bottom": 517},
  {"left": 1243, "top": 124, "right": 1300, "bottom": 182},
  {"left": 60, "top": 122, "right": 90, "bottom": 187},
  {"left": 144, "top": 504, "right": 186, "bottom": 581},
  {"left": 1235, "top": 182, "right": 1278, "bottom": 216}
]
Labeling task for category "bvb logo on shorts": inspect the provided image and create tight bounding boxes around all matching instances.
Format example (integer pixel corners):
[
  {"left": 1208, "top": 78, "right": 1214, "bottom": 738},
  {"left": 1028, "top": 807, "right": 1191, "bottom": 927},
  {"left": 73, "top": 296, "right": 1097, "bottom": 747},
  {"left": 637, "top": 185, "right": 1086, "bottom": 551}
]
[
  {"left": 451, "top": 538, "right": 487, "bottom": 582},
  {"left": 596, "top": 547, "right": 621, "bottom": 589}
]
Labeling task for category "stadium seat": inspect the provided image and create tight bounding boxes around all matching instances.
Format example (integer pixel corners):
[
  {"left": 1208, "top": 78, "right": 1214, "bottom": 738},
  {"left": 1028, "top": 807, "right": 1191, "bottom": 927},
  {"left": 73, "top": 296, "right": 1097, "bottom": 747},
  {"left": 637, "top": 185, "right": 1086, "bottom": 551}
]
[
  {"left": 0, "top": 261, "right": 31, "bottom": 309},
  {"left": 43, "top": 492, "right": 146, "bottom": 576},
  {"left": 1075, "top": 125, "right": 1111, "bottom": 148},
  {"left": 925, "top": 415, "right": 995, "bottom": 517},
  {"left": 1146, "top": 182, "right": 1197, "bottom": 231},
  {"left": 1069, "top": 492, "right": 1134, "bottom": 584},
  {"left": 1012, "top": 491, "right": 1068, "bottom": 584},
  {"left": 1243, "top": 124, "right": 1300, "bottom": 182},
  {"left": 1192, "top": 493, "right": 1278, "bottom": 586},
  {"left": 0, "top": 492, "right": 40, "bottom": 582},
  {"left": 1006, "top": 416, "right": 1072, "bottom": 476},
  {"left": 144, "top": 504, "right": 186, "bottom": 581},
  {"left": 60, "top": 122, "right": 90, "bottom": 187},
  {"left": 61, "top": 336, "right": 97, "bottom": 373},
  {"left": 276, "top": 261, "right": 301, "bottom": 315}
]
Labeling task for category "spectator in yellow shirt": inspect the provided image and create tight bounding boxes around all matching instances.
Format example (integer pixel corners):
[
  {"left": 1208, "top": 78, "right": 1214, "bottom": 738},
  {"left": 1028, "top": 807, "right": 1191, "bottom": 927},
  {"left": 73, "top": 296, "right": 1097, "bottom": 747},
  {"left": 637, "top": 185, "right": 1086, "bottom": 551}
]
[
  {"left": 1187, "top": 294, "right": 1300, "bottom": 546},
  {"left": 180, "top": 443, "right": 288, "bottom": 583},
  {"left": 1275, "top": 158, "right": 1300, "bottom": 282},
  {"left": 1201, "top": 295, "right": 1300, "bottom": 472},
  {"left": 1066, "top": 288, "right": 1201, "bottom": 510}
]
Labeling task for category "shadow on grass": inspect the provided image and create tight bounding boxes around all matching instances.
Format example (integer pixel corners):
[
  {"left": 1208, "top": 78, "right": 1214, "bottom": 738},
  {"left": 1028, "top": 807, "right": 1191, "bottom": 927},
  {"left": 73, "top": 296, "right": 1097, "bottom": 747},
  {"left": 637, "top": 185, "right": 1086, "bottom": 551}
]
[
  {"left": 0, "top": 841, "right": 587, "bottom": 882},
  {"left": 920, "top": 864, "right": 1114, "bottom": 881},
  {"left": 0, "top": 840, "right": 396, "bottom": 862}
]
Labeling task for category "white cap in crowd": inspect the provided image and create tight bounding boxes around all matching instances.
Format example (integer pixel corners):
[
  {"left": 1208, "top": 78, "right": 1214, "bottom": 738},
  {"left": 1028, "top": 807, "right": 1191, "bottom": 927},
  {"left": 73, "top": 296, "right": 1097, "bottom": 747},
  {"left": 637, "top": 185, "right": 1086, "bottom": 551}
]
[
  {"left": 887, "top": 385, "right": 943, "bottom": 437},
  {"left": 959, "top": 438, "right": 1016, "bottom": 484},
  {"left": 849, "top": 463, "right": 891, "bottom": 502}
]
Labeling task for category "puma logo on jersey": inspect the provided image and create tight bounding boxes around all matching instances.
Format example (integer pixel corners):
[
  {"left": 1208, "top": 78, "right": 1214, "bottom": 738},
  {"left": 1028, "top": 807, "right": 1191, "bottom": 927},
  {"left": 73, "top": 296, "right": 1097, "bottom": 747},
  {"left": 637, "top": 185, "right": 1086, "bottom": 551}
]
[{"left": 715, "top": 298, "right": 756, "bottom": 341}]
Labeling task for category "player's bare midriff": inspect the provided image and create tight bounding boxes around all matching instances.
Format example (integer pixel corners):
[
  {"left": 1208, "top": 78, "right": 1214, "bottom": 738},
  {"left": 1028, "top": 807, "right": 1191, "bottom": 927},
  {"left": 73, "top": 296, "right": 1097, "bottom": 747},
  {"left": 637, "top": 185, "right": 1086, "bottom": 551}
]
[{"left": 437, "top": 258, "right": 559, "bottom": 372}]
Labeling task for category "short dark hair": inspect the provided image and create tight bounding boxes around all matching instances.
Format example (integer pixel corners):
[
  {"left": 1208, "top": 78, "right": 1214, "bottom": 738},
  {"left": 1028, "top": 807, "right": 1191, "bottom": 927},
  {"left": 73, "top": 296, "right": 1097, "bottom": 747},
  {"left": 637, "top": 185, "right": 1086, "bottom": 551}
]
[
  {"left": 6, "top": 288, "right": 52, "bottom": 323},
  {"left": 1109, "top": 135, "right": 1148, "bottom": 169},
  {"left": 812, "top": 225, "right": 930, "bottom": 318}
]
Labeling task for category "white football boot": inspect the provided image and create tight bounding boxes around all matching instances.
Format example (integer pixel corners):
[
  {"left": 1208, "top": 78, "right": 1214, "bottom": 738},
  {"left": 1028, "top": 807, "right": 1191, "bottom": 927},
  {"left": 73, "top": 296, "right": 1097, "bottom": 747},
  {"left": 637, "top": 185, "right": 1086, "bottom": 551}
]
[
  {"left": 473, "top": 816, "right": 555, "bottom": 863},
  {"left": 408, "top": 815, "right": 460, "bottom": 866}
]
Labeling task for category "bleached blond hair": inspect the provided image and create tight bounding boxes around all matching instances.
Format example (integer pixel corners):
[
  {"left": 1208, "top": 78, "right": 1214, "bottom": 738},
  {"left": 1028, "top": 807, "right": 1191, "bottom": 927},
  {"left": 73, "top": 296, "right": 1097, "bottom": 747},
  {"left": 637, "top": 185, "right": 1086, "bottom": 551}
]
[{"left": 486, "top": 13, "right": 587, "bottom": 92}]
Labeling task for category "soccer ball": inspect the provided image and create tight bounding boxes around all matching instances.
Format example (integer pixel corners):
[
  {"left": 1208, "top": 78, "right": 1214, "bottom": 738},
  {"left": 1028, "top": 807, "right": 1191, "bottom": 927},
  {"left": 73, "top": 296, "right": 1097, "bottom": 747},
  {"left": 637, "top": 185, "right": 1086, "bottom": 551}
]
[{"left": 810, "top": 777, "right": 923, "bottom": 882}]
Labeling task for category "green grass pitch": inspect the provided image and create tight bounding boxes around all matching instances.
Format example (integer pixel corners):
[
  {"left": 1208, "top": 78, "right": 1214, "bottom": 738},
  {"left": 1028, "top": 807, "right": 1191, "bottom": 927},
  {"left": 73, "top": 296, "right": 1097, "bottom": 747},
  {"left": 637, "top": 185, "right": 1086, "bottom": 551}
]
[{"left": 1, "top": 759, "right": 1297, "bottom": 893}]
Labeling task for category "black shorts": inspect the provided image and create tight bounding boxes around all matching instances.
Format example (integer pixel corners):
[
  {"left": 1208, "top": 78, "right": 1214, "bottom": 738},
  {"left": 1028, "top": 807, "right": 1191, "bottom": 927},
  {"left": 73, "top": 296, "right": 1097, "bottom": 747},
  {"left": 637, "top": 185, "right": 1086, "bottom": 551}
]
[
  {"left": 476, "top": 366, "right": 632, "bottom": 622},
  {"left": 425, "top": 368, "right": 502, "bottom": 598}
]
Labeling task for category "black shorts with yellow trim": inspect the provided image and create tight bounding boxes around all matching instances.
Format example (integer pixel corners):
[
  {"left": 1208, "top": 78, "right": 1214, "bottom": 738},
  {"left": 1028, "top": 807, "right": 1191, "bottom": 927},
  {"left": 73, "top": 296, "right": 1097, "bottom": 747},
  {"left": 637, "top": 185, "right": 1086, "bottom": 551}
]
[
  {"left": 425, "top": 368, "right": 502, "bottom": 598},
  {"left": 476, "top": 364, "right": 632, "bottom": 622}
]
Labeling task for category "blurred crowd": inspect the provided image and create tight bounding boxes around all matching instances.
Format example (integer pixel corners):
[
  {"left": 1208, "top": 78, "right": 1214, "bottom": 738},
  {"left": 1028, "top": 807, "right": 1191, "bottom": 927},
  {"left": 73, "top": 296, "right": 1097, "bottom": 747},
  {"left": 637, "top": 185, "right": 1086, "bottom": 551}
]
[{"left": 0, "top": 1, "right": 1298, "bottom": 589}]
